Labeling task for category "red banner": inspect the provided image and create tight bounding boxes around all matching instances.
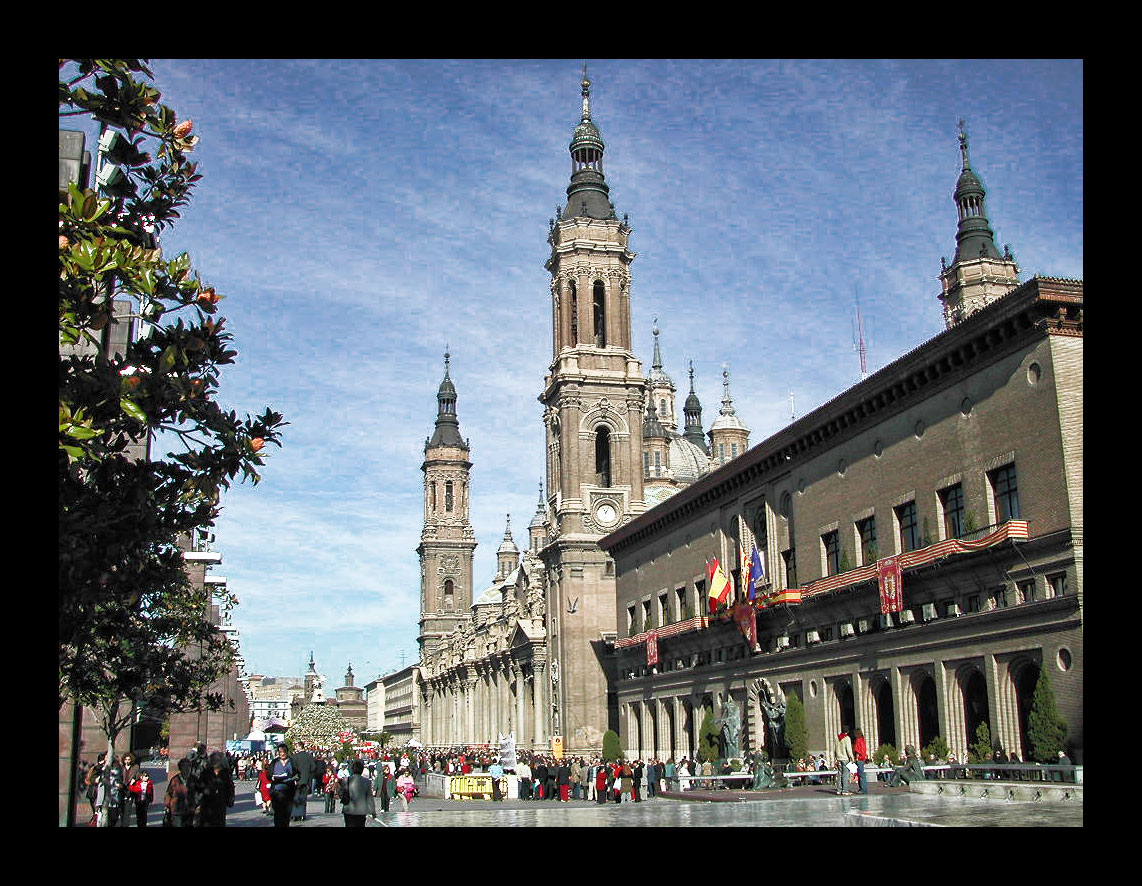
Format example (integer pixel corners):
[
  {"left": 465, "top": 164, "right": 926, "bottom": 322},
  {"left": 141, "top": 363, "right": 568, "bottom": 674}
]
[
  {"left": 646, "top": 630, "right": 659, "bottom": 667},
  {"left": 878, "top": 556, "right": 903, "bottom": 614},
  {"left": 731, "top": 602, "right": 756, "bottom": 646}
]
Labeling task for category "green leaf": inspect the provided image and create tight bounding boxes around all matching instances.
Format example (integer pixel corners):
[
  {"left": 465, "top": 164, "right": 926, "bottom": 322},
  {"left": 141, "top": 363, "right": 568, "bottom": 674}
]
[{"left": 120, "top": 397, "right": 148, "bottom": 424}]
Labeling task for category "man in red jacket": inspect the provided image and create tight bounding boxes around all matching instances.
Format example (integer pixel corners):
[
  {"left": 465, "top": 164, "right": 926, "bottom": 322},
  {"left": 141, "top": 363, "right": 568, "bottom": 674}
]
[{"left": 853, "top": 728, "right": 869, "bottom": 795}]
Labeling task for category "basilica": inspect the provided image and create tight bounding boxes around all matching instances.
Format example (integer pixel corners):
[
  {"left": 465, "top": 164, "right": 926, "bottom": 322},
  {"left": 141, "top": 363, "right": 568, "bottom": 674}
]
[{"left": 413, "top": 76, "right": 1083, "bottom": 762}]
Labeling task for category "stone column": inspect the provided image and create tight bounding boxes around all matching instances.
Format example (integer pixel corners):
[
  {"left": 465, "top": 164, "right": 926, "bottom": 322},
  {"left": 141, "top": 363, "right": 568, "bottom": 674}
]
[{"left": 533, "top": 660, "right": 546, "bottom": 747}]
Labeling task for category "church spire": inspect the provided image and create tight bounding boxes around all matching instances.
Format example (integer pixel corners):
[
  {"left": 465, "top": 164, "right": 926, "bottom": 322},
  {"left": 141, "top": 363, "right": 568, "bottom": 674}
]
[
  {"left": 938, "top": 122, "right": 1020, "bottom": 329},
  {"left": 428, "top": 349, "right": 467, "bottom": 449},
  {"left": 952, "top": 121, "right": 1002, "bottom": 264},
  {"left": 562, "top": 66, "right": 613, "bottom": 220},
  {"left": 683, "top": 361, "right": 708, "bottom": 453}
]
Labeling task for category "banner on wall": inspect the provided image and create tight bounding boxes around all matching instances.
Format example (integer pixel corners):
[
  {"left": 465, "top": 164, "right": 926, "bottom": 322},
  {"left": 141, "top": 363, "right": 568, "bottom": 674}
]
[{"left": 878, "top": 556, "right": 903, "bottom": 613}]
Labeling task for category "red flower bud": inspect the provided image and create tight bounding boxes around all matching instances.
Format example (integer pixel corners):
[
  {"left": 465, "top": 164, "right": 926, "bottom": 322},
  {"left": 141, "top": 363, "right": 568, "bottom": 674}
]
[{"left": 173, "top": 119, "right": 195, "bottom": 138}]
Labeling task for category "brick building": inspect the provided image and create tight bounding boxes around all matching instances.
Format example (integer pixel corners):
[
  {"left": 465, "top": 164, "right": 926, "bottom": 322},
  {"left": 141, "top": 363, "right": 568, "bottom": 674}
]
[{"left": 600, "top": 132, "right": 1082, "bottom": 765}]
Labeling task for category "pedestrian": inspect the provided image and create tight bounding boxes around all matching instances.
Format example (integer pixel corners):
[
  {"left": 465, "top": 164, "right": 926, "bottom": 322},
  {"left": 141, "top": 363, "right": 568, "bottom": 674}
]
[
  {"left": 373, "top": 764, "right": 394, "bottom": 813},
  {"left": 853, "top": 728, "right": 869, "bottom": 794},
  {"left": 323, "top": 764, "right": 339, "bottom": 814},
  {"left": 342, "top": 759, "right": 376, "bottom": 827},
  {"left": 102, "top": 756, "right": 126, "bottom": 827},
  {"left": 164, "top": 758, "right": 192, "bottom": 827},
  {"left": 489, "top": 759, "right": 504, "bottom": 801},
  {"left": 595, "top": 762, "right": 608, "bottom": 803},
  {"left": 396, "top": 768, "right": 416, "bottom": 811},
  {"left": 127, "top": 768, "right": 154, "bottom": 827},
  {"left": 835, "top": 727, "right": 855, "bottom": 796},
  {"left": 269, "top": 744, "right": 299, "bottom": 828},
  {"left": 197, "top": 751, "right": 236, "bottom": 827},
  {"left": 290, "top": 745, "right": 315, "bottom": 822},
  {"left": 85, "top": 753, "right": 104, "bottom": 825},
  {"left": 253, "top": 759, "right": 271, "bottom": 813}
]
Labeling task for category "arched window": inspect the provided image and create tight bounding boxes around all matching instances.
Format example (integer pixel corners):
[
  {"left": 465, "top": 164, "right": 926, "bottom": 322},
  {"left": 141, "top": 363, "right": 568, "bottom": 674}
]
[
  {"left": 593, "top": 280, "right": 606, "bottom": 347},
  {"left": 443, "top": 579, "right": 455, "bottom": 610},
  {"left": 429, "top": 481, "right": 436, "bottom": 514},
  {"left": 445, "top": 480, "right": 454, "bottom": 512},
  {"left": 595, "top": 426, "right": 612, "bottom": 487}
]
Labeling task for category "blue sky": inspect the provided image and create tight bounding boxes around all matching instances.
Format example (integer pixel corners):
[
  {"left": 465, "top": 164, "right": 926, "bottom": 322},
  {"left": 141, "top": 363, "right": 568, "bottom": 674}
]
[{"left": 132, "top": 59, "right": 1081, "bottom": 688}]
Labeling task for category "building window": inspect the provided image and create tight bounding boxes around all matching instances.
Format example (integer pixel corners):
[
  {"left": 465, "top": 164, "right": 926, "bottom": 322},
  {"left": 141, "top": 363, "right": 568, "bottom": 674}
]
[
  {"left": 856, "top": 517, "right": 878, "bottom": 566},
  {"left": 593, "top": 280, "right": 607, "bottom": 347},
  {"left": 642, "top": 599, "right": 652, "bottom": 631},
  {"left": 1017, "top": 579, "right": 1035, "bottom": 604},
  {"left": 895, "top": 500, "right": 919, "bottom": 553},
  {"left": 595, "top": 426, "right": 612, "bottom": 487},
  {"left": 991, "top": 587, "right": 1008, "bottom": 609},
  {"left": 820, "top": 626, "right": 834, "bottom": 642},
  {"left": 731, "top": 443, "right": 738, "bottom": 458},
  {"left": 676, "top": 586, "right": 688, "bottom": 620},
  {"left": 966, "top": 594, "right": 981, "bottom": 613},
  {"left": 782, "top": 549, "right": 797, "bottom": 590},
  {"left": 445, "top": 480, "right": 454, "bottom": 512},
  {"left": 989, "top": 463, "right": 1020, "bottom": 523},
  {"left": 1047, "top": 572, "right": 1067, "bottom": 598},
  {"left": 429, "top": 480, "right": 436, "bottom": 514},
  {"left": 643, "top": 451, "right": 650, "bottom": 477},
  {"left": 939, "top": 483, "right": 965, "bottom": 539},
  {"left": 627, "top": 605, "right": 636, "bottom": 636},
  {"left": 695, "top": 579, "right": 706, "bottom": 614},
  {"left": 443, "top": 579, "right": 454, "bottom": 610},
  {"left": 822, "top": 530, "right": 841, "bottom": 576},
  {"left": 659, "top": 592, "right": 669, "bottom": 626},
  {"left": 654, "top": 450, "right": 662, "bottom": 477},
  {"left": 568, "top": 280, "right": 578, "bottom": 345}
]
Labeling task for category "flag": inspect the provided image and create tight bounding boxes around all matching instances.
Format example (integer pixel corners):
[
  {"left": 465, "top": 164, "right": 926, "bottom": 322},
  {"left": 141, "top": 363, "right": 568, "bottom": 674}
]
[
  {"left": 739, "top": 540, "right": 752, "bottom": 603},
  {"left": 707, "top": 557, "right": 731, "bottom": 613},
  {"left": 750, "top": 545, "right": 765, "bottom": 601},
  {"left": 647, "top": 630, "right": 659, "bottom": 667}
]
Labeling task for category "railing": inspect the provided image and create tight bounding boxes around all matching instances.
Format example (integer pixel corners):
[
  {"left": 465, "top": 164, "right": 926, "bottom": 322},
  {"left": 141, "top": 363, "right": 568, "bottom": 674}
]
[{"left": 677, "top": 761, "right": 1081, "bottom": 790}]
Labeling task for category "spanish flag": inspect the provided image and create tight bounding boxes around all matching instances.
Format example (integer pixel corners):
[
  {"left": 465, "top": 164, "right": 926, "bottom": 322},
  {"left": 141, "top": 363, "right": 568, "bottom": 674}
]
[{"left": 707, "top": 557, "right": 732, "bottom": 613}]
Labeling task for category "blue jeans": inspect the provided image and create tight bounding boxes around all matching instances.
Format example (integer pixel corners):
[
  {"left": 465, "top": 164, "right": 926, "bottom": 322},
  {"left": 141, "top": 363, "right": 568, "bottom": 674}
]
[{"left": 857, "top": 761, "right": 867, "bottom": 794}]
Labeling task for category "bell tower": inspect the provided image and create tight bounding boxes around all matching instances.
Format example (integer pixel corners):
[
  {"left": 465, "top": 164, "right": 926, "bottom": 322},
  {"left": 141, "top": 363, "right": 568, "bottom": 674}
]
[
  {"left": 417, "top": 351, "right": 476, "bottom": 660},
  {"left": 539, "top": 70, "right": 646, "bottom": 753}
]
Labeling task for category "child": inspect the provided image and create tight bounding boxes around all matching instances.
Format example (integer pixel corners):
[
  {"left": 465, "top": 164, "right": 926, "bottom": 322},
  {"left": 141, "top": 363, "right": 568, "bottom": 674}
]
[{"left": 128, "top": 770, "right": 154, "bottom": 827}]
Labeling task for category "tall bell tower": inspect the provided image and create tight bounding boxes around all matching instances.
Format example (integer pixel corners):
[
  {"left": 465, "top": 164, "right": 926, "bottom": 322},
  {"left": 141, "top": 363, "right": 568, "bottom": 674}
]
[
  {"left": 539, "top": 71, "right": 646, "bottom": 752},
  {"left": 418, "top": 351, "right": 476, "bottom": 660}
]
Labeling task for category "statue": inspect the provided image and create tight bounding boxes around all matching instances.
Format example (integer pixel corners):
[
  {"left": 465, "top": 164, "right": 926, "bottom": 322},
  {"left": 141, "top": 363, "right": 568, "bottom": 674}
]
[
  {"left": 714, "top": 698, "right": 742, "bottom": 761},
  {"left": 760, "top": 693, "right": 787, "bottom": 761},
  {"left": 750, "top": 751, "right": 776, "bottom": 790}
]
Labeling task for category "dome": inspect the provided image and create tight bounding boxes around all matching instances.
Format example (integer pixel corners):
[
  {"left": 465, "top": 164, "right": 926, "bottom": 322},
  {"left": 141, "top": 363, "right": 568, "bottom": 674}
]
[{"left": 669, "top": 435, "right": 711, "bottom": 483}]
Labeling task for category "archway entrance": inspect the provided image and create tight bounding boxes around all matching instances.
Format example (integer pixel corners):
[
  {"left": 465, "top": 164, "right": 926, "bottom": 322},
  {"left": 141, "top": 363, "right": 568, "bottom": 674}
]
[
  {"left": 874, "top": 679, "right": 896, "bottom": 750},
  {"left": 1015, "top": 662, "right": 1041, "bottom": 760},
  {"left": 916, "top": 674, "right": 939, "bottom": 749},
  {"left": 963, "top": 669, "right": 990, "bottom": 754}
]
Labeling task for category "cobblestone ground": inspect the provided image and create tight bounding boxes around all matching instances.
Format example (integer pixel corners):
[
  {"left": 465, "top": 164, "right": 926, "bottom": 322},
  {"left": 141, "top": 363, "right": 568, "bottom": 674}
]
[{"left": 104, "top": 765, "right": 1079, "bottom": 828}]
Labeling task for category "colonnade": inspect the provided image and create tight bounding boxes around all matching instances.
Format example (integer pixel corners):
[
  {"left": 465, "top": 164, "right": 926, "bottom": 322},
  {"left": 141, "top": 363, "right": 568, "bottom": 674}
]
[
  {"left": 421, "top": 653, "right": 550, "bottom": 749},
  {"left": 617, "top": 651, "right": 1044, "bottom": 763}
]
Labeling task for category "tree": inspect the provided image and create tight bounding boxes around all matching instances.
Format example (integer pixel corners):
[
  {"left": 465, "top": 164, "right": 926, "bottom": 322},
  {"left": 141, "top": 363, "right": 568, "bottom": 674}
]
[
  {"left": 784, "top": 694, "right": 808, "bottom": 761},
  {"left": 59, "top": 61, "right": 285, "bottom": 747},
  {"left": 1027, "top": 668, "right": 1068, "bottom": 763},
  {"left": 602, "top": 729, "right": 622, "bottom": 762},
  {"left": 697, "top": 709, "right": 720, "bottom": 763},
  {"left": 969, "top": 721, "right": 993, "bottom": 764},
  {"left": 922, "top": 735, "right": 949, "bottom": 761},
  {"left": 286, "top": 703, "right": 356, "bottom": 750}
]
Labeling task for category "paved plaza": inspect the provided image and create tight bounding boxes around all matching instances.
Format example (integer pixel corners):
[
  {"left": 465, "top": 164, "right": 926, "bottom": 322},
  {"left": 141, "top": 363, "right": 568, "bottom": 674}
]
[{"left": 107, "top": 763, "right": 1081, "bottom": 828}]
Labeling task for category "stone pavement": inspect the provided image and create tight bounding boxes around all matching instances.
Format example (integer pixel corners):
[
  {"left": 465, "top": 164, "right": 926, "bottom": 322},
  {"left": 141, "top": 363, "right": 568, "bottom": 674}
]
[{"left": 99, "top": 764, "right": 1082, "bottom": 827}]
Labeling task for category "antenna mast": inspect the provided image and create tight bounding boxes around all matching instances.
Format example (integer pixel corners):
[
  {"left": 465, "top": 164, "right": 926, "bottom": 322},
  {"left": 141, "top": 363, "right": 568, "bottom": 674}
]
[{"left": 853, "top": 290, "right": 868, "bottom": 380}]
